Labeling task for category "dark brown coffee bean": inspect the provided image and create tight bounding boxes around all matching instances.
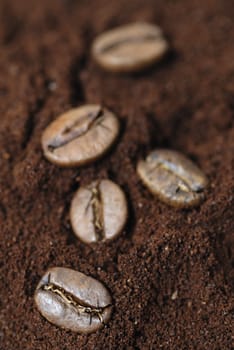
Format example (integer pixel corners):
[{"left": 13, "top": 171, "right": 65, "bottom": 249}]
[
  {"left": 34, "top": 267, "right": 112, "bottom": 334},
  {"left": 41, "top": 105, "right": 119, "bottom": 167},
  {"left": 70, "top": 179, "right": 128, "bottom": 244},
  {"left": 137, "top": 149, "right": 208, "bottom": 208},
  {"left": 92, "top": 22, "right": 169, "bottom": 73}
]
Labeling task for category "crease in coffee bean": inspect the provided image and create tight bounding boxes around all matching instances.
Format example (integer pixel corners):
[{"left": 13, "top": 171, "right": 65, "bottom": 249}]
[
  {"left": 62, "top": 108, "right": 102, "bottom": 134},
  {"left": 90, "top": 183, "right": 105, "bottom": 241},
  {"left": 94, "top": 116, "right": 112, "bottom": 132},
  {"left": 71, "top": 179, "right": 127, "bottom": 243},
  {"left": 175, "top": 182, "right": 190, "bottom": 193},
  {"left": 147, "top": 160, "right": 203, "bottom": 194},
  {"left": 100, "top": 33, "right": 162, "bottom": 53},
  {"left": 41, "top": 282, "right": 109, "bottom": 324},
  {"left": 47, "top": 107, "right": 104, "bottom": 152},
  {"left": 148, "top": 167, "right": 190, "bottom": 193}
]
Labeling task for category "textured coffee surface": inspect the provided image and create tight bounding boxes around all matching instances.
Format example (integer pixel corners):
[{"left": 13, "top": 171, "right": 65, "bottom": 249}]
[
  {"left": 70, "top": 179, "right": 128, "bottom": 243},
  {"left": 1, "top": 0, "right": 233, "bottom": 349},
  {"left": 41, "top": 105, "right": 119, "bottom": 167},
  {"left": 92, "top": 22, "right": 169, "bottom": 73},
  {"left": 137, "top": 149, "right": 208, "bottom": 207},
  {"left": 34, "top": 267, "right": 112, "bottom": 334}
]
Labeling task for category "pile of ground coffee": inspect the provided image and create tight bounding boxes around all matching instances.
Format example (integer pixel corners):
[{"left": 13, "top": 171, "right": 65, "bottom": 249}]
[{"left": 0, "top": 0, "right": 233, "bottom": 349}]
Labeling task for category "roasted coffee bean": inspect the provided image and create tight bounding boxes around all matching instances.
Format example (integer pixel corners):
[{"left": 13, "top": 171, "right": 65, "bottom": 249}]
[
  {"left": 92, "top": 22, "right": 169, "bottom": 73},
  {"left": 41, "top": 105, "right": 119, "bottom": 167},
  {"left": 34, "top": 267, "right": 112, "bottom": 334},
  {"left": 70, "top": 179, "right": 128, "bottom": 243},
  {"left": 137, "top": 149, "right": 208, "bottom": 208}
]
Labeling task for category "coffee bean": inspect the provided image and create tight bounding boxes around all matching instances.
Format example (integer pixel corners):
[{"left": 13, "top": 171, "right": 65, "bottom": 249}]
[
  {"left": 92, "top": 22, "right": 169, "bottom": 73},
  {"left": 34, "top": 267, "right": 112, "bottom": 334},
  {"left": 70, "top": 179, "right": 128, "bottom": 243},
  {"left": 137, "top": 149, "right": 208, "bottom": 208},
  {"left": 41, "top": 105, "right": 119, "bottom": 167}
]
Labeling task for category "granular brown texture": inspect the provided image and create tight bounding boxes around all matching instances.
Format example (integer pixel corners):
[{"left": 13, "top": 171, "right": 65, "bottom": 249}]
[{"left": 0, "top": 0, "right": 233, "bottom": 349}]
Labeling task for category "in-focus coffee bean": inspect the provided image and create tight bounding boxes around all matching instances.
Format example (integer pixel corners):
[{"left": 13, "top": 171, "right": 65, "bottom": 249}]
[
  {"left": 70, "top": 179, "right": 128, "bottom": 243},
  {"left": 41, "top": 105, "right": 119, "bottom": 167},
  {"left": 137, "top": 149, "right": 208, "bottom": 208},
  {"left": 34, "top": 267, "right": 112, "bottom": 334},
  {"left": 92, "top": 22, "right": 169, "bottom": 73}
]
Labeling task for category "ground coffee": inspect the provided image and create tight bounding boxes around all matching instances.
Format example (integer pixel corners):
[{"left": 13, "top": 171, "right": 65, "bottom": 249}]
[{"left": 0, "top": 0, "right": 233, "bottom": 349}]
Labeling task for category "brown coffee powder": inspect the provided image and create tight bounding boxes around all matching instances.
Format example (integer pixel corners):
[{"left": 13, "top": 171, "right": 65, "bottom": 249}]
[{"left": 0, "top": 0, "right": 233, "bottom": 349}]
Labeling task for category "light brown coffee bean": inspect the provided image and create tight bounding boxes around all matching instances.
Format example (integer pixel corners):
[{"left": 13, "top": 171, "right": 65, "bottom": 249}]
[
  {"left": 34, "top": 267, "right": 112, "bottom": 334},
  {"left": 137, "top": 149, "right": 208, "bottom": 208},
  {"left": 41, "top": 105, "right": 119, "bottom": 167},
  {"left": 70, "top": 179, "right": 128, "bottom": 244},
  {"left": 92, "top": 22, "right": 169, "bottom": 73}
]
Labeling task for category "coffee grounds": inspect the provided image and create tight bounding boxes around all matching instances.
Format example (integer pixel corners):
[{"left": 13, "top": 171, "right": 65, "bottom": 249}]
[{"left": 0, "top": 0, "right": 233, "bottom": 349}]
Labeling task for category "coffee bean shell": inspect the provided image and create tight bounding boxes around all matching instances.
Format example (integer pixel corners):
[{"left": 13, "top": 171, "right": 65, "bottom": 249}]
[
  {"left": 41, "top": 105, "right": 119, "bottom": 167},
  {"left": 34, "top": 267, "right": 112, "bottom": 334},
  {"left": 92, "top": 22, "right": 169, "bottom": 73},
  {"left": 137, "top": 149, "right": 208, "bottom": 208},
  {"left": 70, "top": 179, "right": 128, "bottom": 244}
]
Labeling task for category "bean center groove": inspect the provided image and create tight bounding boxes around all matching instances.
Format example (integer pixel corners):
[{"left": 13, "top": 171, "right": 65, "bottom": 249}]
[
  {"left": 42, "top": 282, "right": 106, "bottom": 323},
  {"left": 148, "top": 162, "right": 192, "bottom": 193},
  {"left": 48, "top": 108, "right": 104, "bottom": 151},
  {"left": 89, "top": 184, "right": 105, "bottom": 241},
  {"left": 101, "top": 33, "right": 162, "bottom": 53}
]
